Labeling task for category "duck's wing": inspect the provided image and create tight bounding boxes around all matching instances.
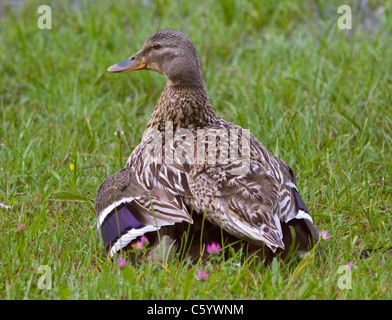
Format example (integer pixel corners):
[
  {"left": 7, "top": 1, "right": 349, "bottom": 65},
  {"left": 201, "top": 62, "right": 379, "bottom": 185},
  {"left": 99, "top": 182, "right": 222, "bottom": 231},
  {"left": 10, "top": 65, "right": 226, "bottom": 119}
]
[
  {"left": 274, "top": 157, "right": 319, "bottom": 245},
  {"left": 191, "top": 127, "right": 319, "bottom": 253},
  {"left": 95, "top": 167, "right": 192, "bottom": 256},
  {"left": 191, "top": 161, "right": 285, "bottom": 252},
  {"left": 123, "top": 128, "right": 318, "bottom": 254},
  {"left": 194, "top": 158, "right": 318, "bottom": 253}
]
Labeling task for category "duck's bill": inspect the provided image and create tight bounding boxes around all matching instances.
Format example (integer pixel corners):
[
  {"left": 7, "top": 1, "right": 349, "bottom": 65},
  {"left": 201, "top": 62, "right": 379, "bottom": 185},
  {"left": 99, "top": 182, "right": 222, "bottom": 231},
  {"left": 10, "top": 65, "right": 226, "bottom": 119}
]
[{"left": 107, "top": 58, "right": 146, "bottom": 73}]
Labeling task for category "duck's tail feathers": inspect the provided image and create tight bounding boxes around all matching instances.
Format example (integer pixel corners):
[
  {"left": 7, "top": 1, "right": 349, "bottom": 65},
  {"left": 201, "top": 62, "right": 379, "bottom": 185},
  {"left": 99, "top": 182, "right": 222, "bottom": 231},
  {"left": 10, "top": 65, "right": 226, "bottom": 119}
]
[{"left": 279, "top": 182, "right": 319, "bottom": 251}]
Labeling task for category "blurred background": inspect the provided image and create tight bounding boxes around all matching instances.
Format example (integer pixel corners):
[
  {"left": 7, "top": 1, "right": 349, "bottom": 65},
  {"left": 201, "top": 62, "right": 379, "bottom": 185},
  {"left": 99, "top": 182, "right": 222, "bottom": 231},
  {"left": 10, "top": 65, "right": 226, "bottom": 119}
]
[{"left": 1, "top": 0, "right": 390, "bottom": 208}]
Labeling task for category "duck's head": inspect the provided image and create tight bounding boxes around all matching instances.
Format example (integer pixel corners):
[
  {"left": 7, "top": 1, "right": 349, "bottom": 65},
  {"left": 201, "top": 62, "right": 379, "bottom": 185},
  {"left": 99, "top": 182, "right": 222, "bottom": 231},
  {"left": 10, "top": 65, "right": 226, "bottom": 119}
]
[{"left": 107, "top": 29, "right": 204, "bottom": 87}]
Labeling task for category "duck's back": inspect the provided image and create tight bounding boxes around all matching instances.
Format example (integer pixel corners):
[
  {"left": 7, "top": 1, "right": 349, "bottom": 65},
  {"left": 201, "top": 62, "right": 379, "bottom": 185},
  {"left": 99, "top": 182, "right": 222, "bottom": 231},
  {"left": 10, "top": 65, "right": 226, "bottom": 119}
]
[{"left": 125, "top": 120, "right": 318, "bottom": 255}]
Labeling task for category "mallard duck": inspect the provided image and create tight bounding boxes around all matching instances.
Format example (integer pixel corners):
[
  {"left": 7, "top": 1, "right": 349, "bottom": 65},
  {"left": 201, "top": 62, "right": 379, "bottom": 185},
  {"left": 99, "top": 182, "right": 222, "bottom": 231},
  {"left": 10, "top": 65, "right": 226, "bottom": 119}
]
[{"left": 95, "top": 29, "right": 319, "bottom": 260}]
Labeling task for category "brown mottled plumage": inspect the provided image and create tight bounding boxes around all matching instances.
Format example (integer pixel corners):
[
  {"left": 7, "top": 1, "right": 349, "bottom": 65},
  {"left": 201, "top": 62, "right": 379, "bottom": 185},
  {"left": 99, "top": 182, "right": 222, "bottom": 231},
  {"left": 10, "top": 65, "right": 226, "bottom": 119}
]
[{"left": 95, "top": 29, "right": 319, "bottom": 261}]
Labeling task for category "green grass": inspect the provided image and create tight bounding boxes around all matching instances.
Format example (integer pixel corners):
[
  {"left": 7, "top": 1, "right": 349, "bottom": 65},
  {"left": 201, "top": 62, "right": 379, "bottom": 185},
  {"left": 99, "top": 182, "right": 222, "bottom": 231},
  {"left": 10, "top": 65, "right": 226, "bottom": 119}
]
[{"left": 1, "top": 0, "right": 392, "bottom": 299}]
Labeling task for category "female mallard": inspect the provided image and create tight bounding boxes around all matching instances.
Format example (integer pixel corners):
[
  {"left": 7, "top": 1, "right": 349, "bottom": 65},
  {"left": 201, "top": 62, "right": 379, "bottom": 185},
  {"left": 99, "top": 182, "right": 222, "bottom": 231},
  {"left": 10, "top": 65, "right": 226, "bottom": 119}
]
[{"left": 95, "top": 29, "right": 319, "bottom": 259}]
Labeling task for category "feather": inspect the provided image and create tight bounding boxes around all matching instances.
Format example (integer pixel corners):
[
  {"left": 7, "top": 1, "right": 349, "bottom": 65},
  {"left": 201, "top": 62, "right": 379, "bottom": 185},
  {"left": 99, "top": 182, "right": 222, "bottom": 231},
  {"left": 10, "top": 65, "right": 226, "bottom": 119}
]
[{"left": 95, "top": 167, "right": 192, "bottom": 256}]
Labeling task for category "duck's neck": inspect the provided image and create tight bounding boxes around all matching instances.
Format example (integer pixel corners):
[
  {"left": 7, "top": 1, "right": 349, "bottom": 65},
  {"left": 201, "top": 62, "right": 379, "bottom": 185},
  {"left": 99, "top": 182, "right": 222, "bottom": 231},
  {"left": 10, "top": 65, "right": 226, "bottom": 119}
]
[{"left": 145, "top": 83, "right": 219, "bottom": 132}]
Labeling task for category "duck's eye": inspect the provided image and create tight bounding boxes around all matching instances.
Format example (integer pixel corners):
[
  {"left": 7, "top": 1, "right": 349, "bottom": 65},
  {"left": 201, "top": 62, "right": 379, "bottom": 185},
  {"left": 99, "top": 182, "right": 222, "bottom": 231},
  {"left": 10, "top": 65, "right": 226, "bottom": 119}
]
[{"left": 153, "top": 43, "right": 161, "bottom": 50}]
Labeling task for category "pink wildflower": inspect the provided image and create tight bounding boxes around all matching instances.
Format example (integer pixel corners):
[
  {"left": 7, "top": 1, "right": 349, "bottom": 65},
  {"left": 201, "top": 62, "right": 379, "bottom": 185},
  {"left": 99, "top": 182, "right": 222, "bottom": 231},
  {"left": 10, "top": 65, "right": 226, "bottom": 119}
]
[
  {"left": 133, "top": 235, "right": 149, "bottom": 250},
  {"left": 140, "top": 235, "right": 149, "bottom": 244},
  {"left": 196, "top": 271, "right": 209, "bottom": 281},
  {"left": 319, "top": 229, "right": 331, "bottom": 241},
  {"left": 118, "top": 259, "right": 127, "bottom": 269},
  {"left": 16, "top": 224, "right": 27, "bottom": 231},
  {"left": 206, "top": 242, "right": 221, "bottom": 255}
]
